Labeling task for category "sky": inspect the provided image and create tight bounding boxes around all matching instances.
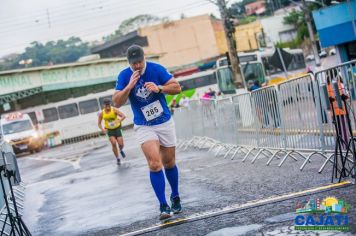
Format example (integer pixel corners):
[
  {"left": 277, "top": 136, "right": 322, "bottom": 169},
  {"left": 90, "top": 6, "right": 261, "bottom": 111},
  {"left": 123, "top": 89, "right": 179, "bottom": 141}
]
[{"left": 0, "top": 0, "right": 222, "bottom": 57}]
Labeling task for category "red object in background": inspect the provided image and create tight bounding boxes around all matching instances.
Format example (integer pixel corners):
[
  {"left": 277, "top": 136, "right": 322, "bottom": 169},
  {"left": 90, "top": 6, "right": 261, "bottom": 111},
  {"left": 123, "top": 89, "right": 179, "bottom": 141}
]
[
  {"left": 4, "top": 112, "right": 23, "bottom": 121},
  {"left": 173, "top": 67, "right": 199, "bottom": 78}
]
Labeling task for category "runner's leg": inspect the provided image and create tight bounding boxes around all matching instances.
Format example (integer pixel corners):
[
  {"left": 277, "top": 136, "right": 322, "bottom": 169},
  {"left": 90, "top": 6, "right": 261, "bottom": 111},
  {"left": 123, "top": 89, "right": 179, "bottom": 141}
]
[
  {"left": 161, "top": 146, "right": 179, "bottom": 198},
  {"left": 142, "top": 140, "right": 167, "bottom": 205},
  {"left": 109, "top": 136, "right": 119, "bottom": 158},
  {"left": 137, "top": 126, "right": 172, "bottom": 219},
  {"left": 116, "top": 130, "right": 125, "bottom": 158},
  {"left": 116, "top": 137, "right": 124, "bottom": 151}
]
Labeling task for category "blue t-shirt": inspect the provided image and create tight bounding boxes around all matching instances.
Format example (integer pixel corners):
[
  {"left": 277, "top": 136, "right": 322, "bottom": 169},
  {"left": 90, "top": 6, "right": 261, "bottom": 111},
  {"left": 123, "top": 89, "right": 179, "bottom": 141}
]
[{"left": 115, "top": 61, "right": 173, "bottom": 126}]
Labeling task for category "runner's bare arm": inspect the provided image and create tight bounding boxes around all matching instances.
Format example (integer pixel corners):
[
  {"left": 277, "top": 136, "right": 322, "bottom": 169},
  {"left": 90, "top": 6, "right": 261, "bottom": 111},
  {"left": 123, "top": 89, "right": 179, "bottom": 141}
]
[
  {"left": 113, "top": 71, "right": 140, "bottom": 107},
  {"left": 113, "top": 89, "right": 130, "bottom": 107},
  {"left": 144, "top": 78, "right": 181, "bottom": 95},
  {"left": 97, "top": 112, "right": 105, "bottom": 132},
  {"left": 114, "top": 108, "right": 126, "bottom": 121}
]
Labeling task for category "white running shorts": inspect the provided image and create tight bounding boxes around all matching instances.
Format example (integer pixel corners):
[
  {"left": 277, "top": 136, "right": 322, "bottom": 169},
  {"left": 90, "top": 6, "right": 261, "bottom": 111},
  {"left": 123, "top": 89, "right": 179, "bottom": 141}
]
[{"left": 133, "top": 118, "right": 177, "bottom": 147}]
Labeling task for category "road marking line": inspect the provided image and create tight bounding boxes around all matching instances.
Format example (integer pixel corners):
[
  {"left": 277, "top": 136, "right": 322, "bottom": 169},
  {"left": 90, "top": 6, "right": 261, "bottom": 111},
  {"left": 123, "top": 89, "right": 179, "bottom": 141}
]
[
  {"left": 25, "top": 143, "right": 107, "bottom": 169},
  {"left": 26, "top": 156, "right": 82, "bottom": 169},
  {"left": 120, "top": 181, "right": 352, "bottom": 236}
]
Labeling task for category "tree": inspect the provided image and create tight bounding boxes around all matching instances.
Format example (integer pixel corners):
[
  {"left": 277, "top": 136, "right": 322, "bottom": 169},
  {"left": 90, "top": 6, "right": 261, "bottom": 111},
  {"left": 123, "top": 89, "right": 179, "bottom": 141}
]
[
  {"left": 103, "top": 14, "right": 166, "bottom": 41},
  {"left": 283, "top": 9, "right": 308, "bottom": 43},
  {"left": 228, "top": 2, "right": 245, "bottom": 17},
  {"left": 0, "top": 37, "right": 89, "bottom": 71},
  {"left": 216, "top": 0, "right": 244, "bottom": 88}
]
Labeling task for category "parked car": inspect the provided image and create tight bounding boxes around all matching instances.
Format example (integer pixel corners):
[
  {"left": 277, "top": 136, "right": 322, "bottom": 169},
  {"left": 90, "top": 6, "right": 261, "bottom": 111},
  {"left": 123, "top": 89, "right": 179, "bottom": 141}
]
[
  {"left": 329, "top": 48, "right": 336, "bottom": 55},
  {"left": 306, "top": 54, "right": 315, "bottom": 61},
  {"left": 0, "top": 113, "right": 45, "bottom": 154},
  {"left": 319, "top": 50, "right": 327, "bottom": 58}
]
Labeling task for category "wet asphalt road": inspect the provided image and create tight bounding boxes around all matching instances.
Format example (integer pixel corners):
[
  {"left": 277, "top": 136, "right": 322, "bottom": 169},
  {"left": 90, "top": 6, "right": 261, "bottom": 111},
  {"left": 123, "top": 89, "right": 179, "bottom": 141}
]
[{"left": 17, "top": 129, "right": 356, "bottom": 236}]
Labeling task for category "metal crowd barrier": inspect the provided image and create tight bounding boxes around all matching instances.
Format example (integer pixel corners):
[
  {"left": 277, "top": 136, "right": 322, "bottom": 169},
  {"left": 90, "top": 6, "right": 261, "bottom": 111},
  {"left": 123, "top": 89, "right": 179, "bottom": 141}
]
[
  {"left": 61, "top": 132, "right": 103, "bottom": 145},
  {"left": 0, "top": 139, "right": 27, "bottom": 235},
  {"left": 174, "top": 60, "right": 356, "bottom": 177},
  {"left": 311, "top": 60, "right": 356, "bottom": 174}
]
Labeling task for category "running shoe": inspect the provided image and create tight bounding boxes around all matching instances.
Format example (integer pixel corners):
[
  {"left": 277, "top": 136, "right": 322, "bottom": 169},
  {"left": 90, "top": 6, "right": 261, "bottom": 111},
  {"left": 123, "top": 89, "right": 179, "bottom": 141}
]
[
  {"left": 159, "top": 204, "right": 172, "bottom": 220},
  {"left": 170, "top": 196, "right": 182, "bottom": 214},
  {"left": 120, "top": 150, "right": 126, "bottom": 158}
]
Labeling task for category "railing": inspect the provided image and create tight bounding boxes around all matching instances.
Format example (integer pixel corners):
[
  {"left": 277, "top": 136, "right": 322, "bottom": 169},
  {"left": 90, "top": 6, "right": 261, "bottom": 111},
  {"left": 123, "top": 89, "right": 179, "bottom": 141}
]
[
  {"left": 174, "top": 60, "right": 356, "bottom": 178},
  {"left": 0, "top": 138, "right": 28, "bottom": 235}
]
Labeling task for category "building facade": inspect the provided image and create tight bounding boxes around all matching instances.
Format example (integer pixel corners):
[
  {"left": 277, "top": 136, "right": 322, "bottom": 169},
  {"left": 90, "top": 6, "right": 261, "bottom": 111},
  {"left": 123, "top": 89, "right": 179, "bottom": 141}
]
[
  {"left": 0, "top": 57, "right": 159, "bottom": 113},
  {"left": 235, "top": 21, "right": 263, "bottom": 51},
  {"left": 138, "top": 15, "right": 226, "bottom": 68},
  {"left": 313, "top": 1, "right": 356, "bottom": 62},
  {"left": 260, "top": 13, "right": 296, "bottom": 46},
  {"left": 91, "top": 13, "right": 296, "bottom": 69},
  {"left": 245, "top": 1, "right": 266, "bottom": 16}
]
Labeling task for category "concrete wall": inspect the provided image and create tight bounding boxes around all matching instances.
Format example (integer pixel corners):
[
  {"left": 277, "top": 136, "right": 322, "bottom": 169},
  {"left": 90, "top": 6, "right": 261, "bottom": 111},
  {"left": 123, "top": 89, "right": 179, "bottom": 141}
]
[
  {"left": 139, "top": 15, "right": 222, "bottom": 67},
  {"left": 234, "top": 21, "right": 262, "bottom": 52},
  {"left": 260, "top": 14, "right": 296, "bottom": 46},
  {"left": 212, "top": 18, "right": 228, "bottom": 55},
  {"left": 313, "top": 1, "right": 356, "bottom": 48}
]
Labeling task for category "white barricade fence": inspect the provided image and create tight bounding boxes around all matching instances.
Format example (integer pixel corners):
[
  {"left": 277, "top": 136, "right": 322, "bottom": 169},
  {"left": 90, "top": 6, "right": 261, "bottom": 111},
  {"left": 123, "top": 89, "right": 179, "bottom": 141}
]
[
  {"left": 232, "top": 93, "right": 257, "bottom": 147},
  {"left": 250, "top": 86, "right": 282, "bottom": 149},
  {"left": 174, "top": 60, "right": 356, "bottom": 180},
  {"left": 313, "top": 61, "right": 356, "bottom": 176},
  {"left": 0, "top": 139, "right": 28, "bottom": 235}
]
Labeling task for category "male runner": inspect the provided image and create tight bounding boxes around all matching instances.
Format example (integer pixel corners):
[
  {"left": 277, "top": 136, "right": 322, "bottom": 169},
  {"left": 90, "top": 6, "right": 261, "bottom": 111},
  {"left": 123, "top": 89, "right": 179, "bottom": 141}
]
[
  {"left": 98, "top": 98, "right": 126, "bottom": 165},
  {"left": 113, "top": 45, "right": 182, "bottom": 220}
]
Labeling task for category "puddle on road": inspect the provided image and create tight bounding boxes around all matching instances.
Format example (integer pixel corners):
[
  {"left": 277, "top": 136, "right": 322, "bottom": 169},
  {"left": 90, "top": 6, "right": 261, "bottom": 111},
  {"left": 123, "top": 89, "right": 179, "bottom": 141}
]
[
  {"left": 264, "top": 212, "right": 295, "bottom": 223},
  {"left": 205, "top": 224, "right": 263, "bottom": 236}
]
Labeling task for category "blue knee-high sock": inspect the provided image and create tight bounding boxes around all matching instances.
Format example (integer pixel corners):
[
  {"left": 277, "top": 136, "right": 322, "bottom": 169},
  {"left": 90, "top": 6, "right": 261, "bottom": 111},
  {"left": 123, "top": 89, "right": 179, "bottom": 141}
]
[
  {"left": 164, "top": 165, "right": 179, "bottom": 198},
  {"left": 149, "top": 170, "right": 167, "bottom": 205}
]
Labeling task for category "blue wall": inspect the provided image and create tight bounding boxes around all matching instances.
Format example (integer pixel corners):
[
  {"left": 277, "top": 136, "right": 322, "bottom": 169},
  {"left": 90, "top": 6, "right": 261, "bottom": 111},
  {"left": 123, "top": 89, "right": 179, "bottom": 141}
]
[{"left": 313, "top": 1, "right": 356, "bottom": 48}]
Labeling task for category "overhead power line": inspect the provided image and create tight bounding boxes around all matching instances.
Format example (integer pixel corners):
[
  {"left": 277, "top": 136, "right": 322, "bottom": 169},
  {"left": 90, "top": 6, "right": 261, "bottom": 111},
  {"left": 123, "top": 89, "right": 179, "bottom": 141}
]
[
  {"left": 1, "top": 1, "right": 212, "bottom": 54},
  {"left": 0, "top": 0, "right": 165, "bottom": 31}
]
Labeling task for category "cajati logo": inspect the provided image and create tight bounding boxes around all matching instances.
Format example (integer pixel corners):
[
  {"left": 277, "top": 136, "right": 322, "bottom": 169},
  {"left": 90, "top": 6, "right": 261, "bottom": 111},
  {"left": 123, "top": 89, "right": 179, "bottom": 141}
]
[{"left": 294, "top": 197, "right": 350, "bottom": 231}]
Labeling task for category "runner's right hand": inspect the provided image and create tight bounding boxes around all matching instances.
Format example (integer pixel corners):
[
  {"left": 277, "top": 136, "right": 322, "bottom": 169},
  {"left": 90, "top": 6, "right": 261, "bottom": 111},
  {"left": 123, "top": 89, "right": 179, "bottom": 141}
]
[
  {"left": 101, "top": 128, "right": 107, "bottom": 133},
  {"left": 127, "top": 70, "right": 140, "bottom": 90}
]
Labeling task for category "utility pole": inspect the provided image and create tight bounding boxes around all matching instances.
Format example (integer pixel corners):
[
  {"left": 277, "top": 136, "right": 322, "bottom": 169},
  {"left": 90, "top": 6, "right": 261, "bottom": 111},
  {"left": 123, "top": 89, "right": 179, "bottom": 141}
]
[
  {"left": 216, "top": 0, "right": 244, "bottom": 88},
  {"left": 269, "top": 0, "right": 275, "bottom": 15},
  {"left": 302, "top": 0, "right": 321, "bottom": 67},
  {"left": 46, "top": 8, "right": 51, "bottom": 29}
]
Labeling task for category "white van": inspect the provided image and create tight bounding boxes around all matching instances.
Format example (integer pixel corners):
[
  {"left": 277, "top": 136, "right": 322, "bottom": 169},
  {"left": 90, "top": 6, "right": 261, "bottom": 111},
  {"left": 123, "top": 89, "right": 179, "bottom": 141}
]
[{"left": 0, "top": 112, "right": 45, "bottom": 154}]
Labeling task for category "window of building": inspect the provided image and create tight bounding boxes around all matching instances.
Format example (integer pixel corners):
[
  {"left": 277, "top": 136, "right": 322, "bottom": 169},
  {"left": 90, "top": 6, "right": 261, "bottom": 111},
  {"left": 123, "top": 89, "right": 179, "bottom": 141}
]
[
  {"left": 27, "top": 112, "right": 38, "bottom": 125},
  {"left": 79, "top": 99, "right": 99, "bottom": 115},
  {"left": 58, "top": 103, "right": 79, "bottom": 119},
  {"left": 42, "top": 107, "right": 59, "bottom": 123}
]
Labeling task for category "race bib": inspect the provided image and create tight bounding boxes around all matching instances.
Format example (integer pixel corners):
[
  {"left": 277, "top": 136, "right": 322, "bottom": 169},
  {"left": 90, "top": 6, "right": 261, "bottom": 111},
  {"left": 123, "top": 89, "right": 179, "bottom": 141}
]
[
  {"left": 108, "top": 120, "right": 120, "bottom": 128},
  {"left": 141, "top": 100, "right": 163, "bottom": 121}
]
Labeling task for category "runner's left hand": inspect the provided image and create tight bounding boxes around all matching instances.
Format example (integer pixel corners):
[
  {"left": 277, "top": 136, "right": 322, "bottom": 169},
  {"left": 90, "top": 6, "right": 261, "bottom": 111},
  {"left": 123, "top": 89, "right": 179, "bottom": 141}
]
[{"left": 144, "top": 82, "right": 159, "bottom": 93}]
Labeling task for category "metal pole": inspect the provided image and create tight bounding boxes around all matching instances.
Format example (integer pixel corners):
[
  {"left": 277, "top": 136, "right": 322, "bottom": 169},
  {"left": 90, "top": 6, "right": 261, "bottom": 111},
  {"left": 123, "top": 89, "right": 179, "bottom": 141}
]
[
  {"left": 276, "top": 47, "right": 289, "bottom": 79},
  {"left": 269, "top": 0, "right": 275, "bottom": 15},
  {"left": 46, "top": 9, "right": 51, "bottom": 29},
  {"left": 216, "top": 0, "right": 244, "bottom": 88},
  {"left": 302, "top": 0, "right": 321, "bottom": 67}
]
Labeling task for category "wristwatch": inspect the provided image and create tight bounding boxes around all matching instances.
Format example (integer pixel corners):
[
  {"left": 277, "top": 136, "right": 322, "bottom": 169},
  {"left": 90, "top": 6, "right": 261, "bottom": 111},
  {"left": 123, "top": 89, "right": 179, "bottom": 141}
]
[{"left": 158, "top": 85, "right": 163, "bottom": 94}]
